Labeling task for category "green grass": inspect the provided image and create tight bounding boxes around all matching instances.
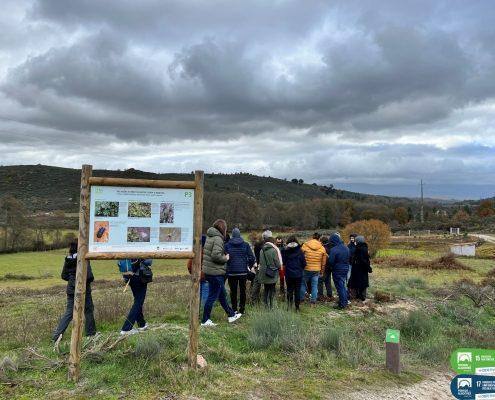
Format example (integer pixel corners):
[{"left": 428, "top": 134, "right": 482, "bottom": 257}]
[
  {"left": 0, "top": 249, "right": 188, "bottom": 289},
  {"left": 1, "top": 244, "right": 495, "bottom": 399}
]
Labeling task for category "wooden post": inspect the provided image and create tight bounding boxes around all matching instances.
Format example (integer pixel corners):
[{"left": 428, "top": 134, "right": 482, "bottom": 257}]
[
  {"left": 187, "top": 170, "right": 204, "bottom": 368},
  {"left": 68, "top": 164, "right": 92, "bottom": 382},
  {"left": 385, "top": 329, "right": 401, "bottom": 374}
]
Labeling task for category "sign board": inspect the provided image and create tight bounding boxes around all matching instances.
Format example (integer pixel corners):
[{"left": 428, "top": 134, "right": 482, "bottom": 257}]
[
  {"left": 88, "top": 185, "right": 194, "bottom": 253},
  {"left": 386, "top": 329, "right": 400, "bottom": 343}
]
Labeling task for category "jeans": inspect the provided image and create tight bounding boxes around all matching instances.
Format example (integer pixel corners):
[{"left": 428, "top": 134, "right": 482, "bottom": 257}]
[
  {"left": 200, "top": 281, "right": 209, "bottom": 308},
  {"left": 332, "top": 266, "right": 349, "bottom": 308},
  {"left": 263, "top": 283, "right": 276, "bottom": 308},
  {"left": 202, "top": 275, "right": 235, "bottom": 323},
  {"left": 300, "top": 270, "right": 319, "bottom": 303},
  {"left": 318, "top": 268, "right": 333, "bottom": 298},
  {"left": 122, "top": 280, "right": 147, "bottom": 331},
  {"left": 53, "top": 290, "right": 96, "bottom": 341},
  {"left": 286, "top": 276, "right": 302, "bottom": 310},
  {"left": 228, "top": 275, "right": 247, "bottom": 314}
]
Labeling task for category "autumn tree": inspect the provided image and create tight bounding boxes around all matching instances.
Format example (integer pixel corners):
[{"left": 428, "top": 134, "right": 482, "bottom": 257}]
[
  {"left": 394, "top": 207, "right": 409, "bottom": 225},
  {"left": 343, "top": 219, "right": 391, "bottom": 257},
  {"left": 477, "top": 200, "right": 495, "bottom": 218}
]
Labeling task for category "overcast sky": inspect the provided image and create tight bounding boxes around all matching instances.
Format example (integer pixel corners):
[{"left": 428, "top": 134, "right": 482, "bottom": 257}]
[{"left": 1, "top": 0, "right": 494, "bottom": 192}]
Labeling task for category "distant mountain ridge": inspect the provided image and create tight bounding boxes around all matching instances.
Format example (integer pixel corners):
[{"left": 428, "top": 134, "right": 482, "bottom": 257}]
[{"left": 1, "top": 164, "right": 394, "bottom": 212}]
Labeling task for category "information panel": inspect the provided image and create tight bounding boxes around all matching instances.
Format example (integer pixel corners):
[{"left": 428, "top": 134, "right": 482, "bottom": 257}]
[{"left": 88, "top": 185, "right": 194, "bottom": 253}]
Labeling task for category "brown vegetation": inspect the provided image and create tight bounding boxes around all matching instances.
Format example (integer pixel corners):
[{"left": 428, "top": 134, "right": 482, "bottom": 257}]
[
  {"left": 343, "top": 219, "right": 391, "bottom": 257},
  {"left": 374, "top": 253, "right": 472, "bottom": 271}
]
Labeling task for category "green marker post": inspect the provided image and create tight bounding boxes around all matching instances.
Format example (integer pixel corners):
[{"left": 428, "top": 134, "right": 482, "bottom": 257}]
[{"left": 386, "top": 329, "right": 401, "bottom": 374}]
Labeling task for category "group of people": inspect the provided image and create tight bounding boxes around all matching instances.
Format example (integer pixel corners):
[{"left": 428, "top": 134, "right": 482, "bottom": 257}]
[
  {"left": 52, "top": 241, "right": 153, "bottom": 342},
  {"left": 52, "top": 221, "right": 372, "bottom": 340},
  {"left": 197, "top": 219, "right": 372, "bottom": 326}
]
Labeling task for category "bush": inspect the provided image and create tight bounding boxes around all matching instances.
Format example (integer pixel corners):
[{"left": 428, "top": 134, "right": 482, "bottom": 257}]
[
  {"left": 319, "top": 327, "right": 343, "bottom": 352},
  {"left": 247, "top": 308, "right": 305, "bottom": 352},
  {"left": 319, "top": 326, "right": 373, "bottom": 367},
  {"left": 134, "top": 335, "right": 162, "bottom": 360},
  {"left": 343, "top": 219, "right": 391, "bottom": 257},
  {"left": 399, "top": 310, "right": 435, "bottom": 339}
]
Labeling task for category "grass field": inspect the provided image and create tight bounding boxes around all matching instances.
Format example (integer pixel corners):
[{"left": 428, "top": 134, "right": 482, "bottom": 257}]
[{"left": 0, "top": 241, "right": 494, "bottom": 399}]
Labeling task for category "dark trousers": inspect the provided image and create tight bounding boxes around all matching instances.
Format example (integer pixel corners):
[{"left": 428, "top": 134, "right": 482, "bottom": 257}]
[
  {"left": 318, "top": 268, "right": 333, "bottom": 298},
  {"left": 250, "top": 271, "right": 262, "bottom": 304},
  {"left": 122, "top": 280, "right": 147, "bottom": 332},
  {"left": 355, "top": 287, "right": 367, "bottom": 301},
  {"left": 279, "top": 269, "right": 285, "bottom": 294},
  {"left": 53, "top": 291, "right": 96, "bottom": 341},
  {"left": 332, "top": 267, "right": 349, "bottom": 308},
  {"left": 286, "top": 276, "right": 302, "bottom": 310},
  {"left": 202, "top": 274, "right": 235, "bottom": 323},
  {"left": 228, "top": 275, "right": 247, "bottom": 314},
  {"left": 263, "top": 283, "right": 276, "bottom": 308}
]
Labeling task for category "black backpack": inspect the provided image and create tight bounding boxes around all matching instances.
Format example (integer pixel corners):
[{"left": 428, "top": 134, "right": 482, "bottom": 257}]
[{"left": 139, "top": 262, "right": 153, "bottom": 284}]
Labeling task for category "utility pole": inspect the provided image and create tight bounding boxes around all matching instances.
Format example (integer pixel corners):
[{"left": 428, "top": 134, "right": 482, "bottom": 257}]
[{"left": 420, "top": 179, "right": 424, "bottom": 224}]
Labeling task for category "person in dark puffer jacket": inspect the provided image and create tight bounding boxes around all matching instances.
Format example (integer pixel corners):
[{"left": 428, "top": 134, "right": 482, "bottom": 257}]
[
  {"left": 52, "top": 241, "right": 96, "bottom": 342},
  {"left": 282, "top": 236, "right": 306, "bottom": 311},
  {"left": 225, "top": 228, "right": 255, "bottom": 314},
  {"left": 328, "top": 233, "right": 350, "bottom": 309}
]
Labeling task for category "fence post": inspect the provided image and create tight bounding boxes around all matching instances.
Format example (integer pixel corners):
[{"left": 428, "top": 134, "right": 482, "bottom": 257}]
[
  {"left": 187, "top": 170, "right": 204, "bottom": 368},
  {"left": 68, "top": 164, "right": 92, "bottom": 382}
]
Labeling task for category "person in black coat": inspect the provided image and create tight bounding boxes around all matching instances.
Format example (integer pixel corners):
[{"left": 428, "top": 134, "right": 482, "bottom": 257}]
[
  {"left": 282, "top": 236, "right": 307, "bottom": 311},
  {"left": 225, "top": 228, "right": 255, "bottom": 314},
  {"left": 348, "top": 236, "right": 372, "bottom": 301},
  {"left": 52, "top": 241, "right": 96, "bottom": 342}
]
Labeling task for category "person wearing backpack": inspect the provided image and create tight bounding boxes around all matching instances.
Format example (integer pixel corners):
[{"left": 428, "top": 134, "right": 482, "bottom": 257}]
[
  {"left": 258, "top": 230, "right": 282, "bottom": 308},
  {"left": 225, "top": 228, "right": 255, "bottom": 315},
  {"left": 201, "top": 219, "right": 242, "bottom": 327},
  {"left": 52, "top": 241, "right": 96, "bottom": 342},
  {"left": 118, "top": 258, "right": 153, "bottom": 335}
]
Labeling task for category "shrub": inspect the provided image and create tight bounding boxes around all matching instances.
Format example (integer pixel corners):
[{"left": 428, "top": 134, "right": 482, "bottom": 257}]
[
  {"left": 134, "top": 335, "right": 162, "bottom": 360},
  {"left": 319, "top": 327, "right": 343, "bottom": 352},
  {"left": 247, "top": 308, "right": 304, "bottom": 352},
  {"left": 343, "top": 219, "right": 391, "bottom": 257},
  {"left": 398, "top": 310, "right": 435, "bottom": 339}
]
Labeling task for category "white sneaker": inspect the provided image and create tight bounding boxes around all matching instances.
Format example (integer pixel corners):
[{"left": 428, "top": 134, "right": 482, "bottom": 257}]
[
  {"left": 120, "top": 328, "right": 139, "bottom": 336},
  {"left": 228, "top": 313, "right": 242, "bottom": 323},
  {"left": 137, "top": 324, "right": 148, "bottom": 332},
  {"left": 201, "top": 319, "right": 216, "bottom": 327}
]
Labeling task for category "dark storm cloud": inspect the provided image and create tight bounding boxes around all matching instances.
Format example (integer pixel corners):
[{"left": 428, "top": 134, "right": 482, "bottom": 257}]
[{"left": 0, "top": 0, "right": 494, "bottom": 192}]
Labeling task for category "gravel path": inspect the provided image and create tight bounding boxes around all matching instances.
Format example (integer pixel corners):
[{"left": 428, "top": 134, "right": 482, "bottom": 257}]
[{"left": 336, "top": 372, "right": 454, "bottom": 400}]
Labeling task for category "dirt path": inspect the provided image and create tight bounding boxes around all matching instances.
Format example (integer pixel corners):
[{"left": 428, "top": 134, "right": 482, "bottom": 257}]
[
  {"left": 474, "top": 234, "right": 495, "bottom": 244},
  {"left": 336, "top": 372, "right": 454, "bottom": 400}
]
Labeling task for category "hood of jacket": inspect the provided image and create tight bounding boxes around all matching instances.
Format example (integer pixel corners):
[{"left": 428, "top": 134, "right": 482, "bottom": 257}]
[
  {"left": 228, "top": 236, "right": 245, "bottom": 246},
  {"left": 207, "top": 226, "right": 224, "bottom": 239},
  {"left": 304, "top": 238, "right": 324, "bottom": 251},
  {"left": 329, "top": 233, "right": 342, "bottom": 247}
]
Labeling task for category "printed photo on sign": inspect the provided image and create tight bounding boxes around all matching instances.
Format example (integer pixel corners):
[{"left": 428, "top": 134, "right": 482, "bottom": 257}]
[
  {"left": 160, "top": 202, "right": 174, "bottom": 223},
  {"left": 159, "top": 227, "right": 181, "bottom": 242},
  {"left": 127, "top": 227, "right": 151, "bottom": 242},
  {"left": 128, "top": 202, "right": 151, "bottom": 218},
  {"left": 94, "top": 201, "right": 119, "bottom": 217},
  {"left": 94, "top": 221, "right": 109, "bottom": 243}
]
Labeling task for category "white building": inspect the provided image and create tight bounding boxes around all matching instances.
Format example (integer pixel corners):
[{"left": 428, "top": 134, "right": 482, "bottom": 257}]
[{"left": 450, "top": 243, "right": 476, "bottom": 257}]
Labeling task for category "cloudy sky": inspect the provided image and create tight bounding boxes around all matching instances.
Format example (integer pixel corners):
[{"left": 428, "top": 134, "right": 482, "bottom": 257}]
[{"left": 1, "top": 0, "right": 494, "bottom": 198}]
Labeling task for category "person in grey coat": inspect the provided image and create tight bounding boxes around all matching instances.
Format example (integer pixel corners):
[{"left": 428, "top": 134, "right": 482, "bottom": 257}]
[
  {"left": 201, "top": 219, "right": 242, "bottom": 326},
  {"left": 52, "top": 241, "right": 96, "bottom": 342}
]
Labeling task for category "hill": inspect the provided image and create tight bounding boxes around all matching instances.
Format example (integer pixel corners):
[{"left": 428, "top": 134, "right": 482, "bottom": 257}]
[{"left": 0, "top": 164, "right": 389, "bottom": 212}]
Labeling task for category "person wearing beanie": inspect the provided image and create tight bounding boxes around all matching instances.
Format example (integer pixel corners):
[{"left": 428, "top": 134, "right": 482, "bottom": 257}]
[
  {"left": 300, "top": 232, "right": 327, "bottom": 306},
  {"left": 348, "top": 235, "right": 372, "bottom": 301},
  {"left": 347, "top": 233, "right": 358, "bottom": 287},
  {"left": 257, "top": 234, "right": 282, "bottom": 308},
  {"left": 328, "top": 233, "right": 350, "bottom": 309},
  {"left": 225, "top": 228, "right": 255, "bottom": 314},
  {"left": 201, "top": 219, "right": 242, "bottom": 327}
]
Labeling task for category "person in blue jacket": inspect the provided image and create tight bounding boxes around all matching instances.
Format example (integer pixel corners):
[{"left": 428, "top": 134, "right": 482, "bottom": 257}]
[
  {"left": 282, "top": 235, "right": 307, "bottom": 311},
  {"left": 328, "top": 233, "right": 350, "bottom": 309},
  {"left": 118, "top": 259, "right": 152, "bottom": 335},
  {"left": 225, "top": 228, "right": 255, "bottom": 315}
]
